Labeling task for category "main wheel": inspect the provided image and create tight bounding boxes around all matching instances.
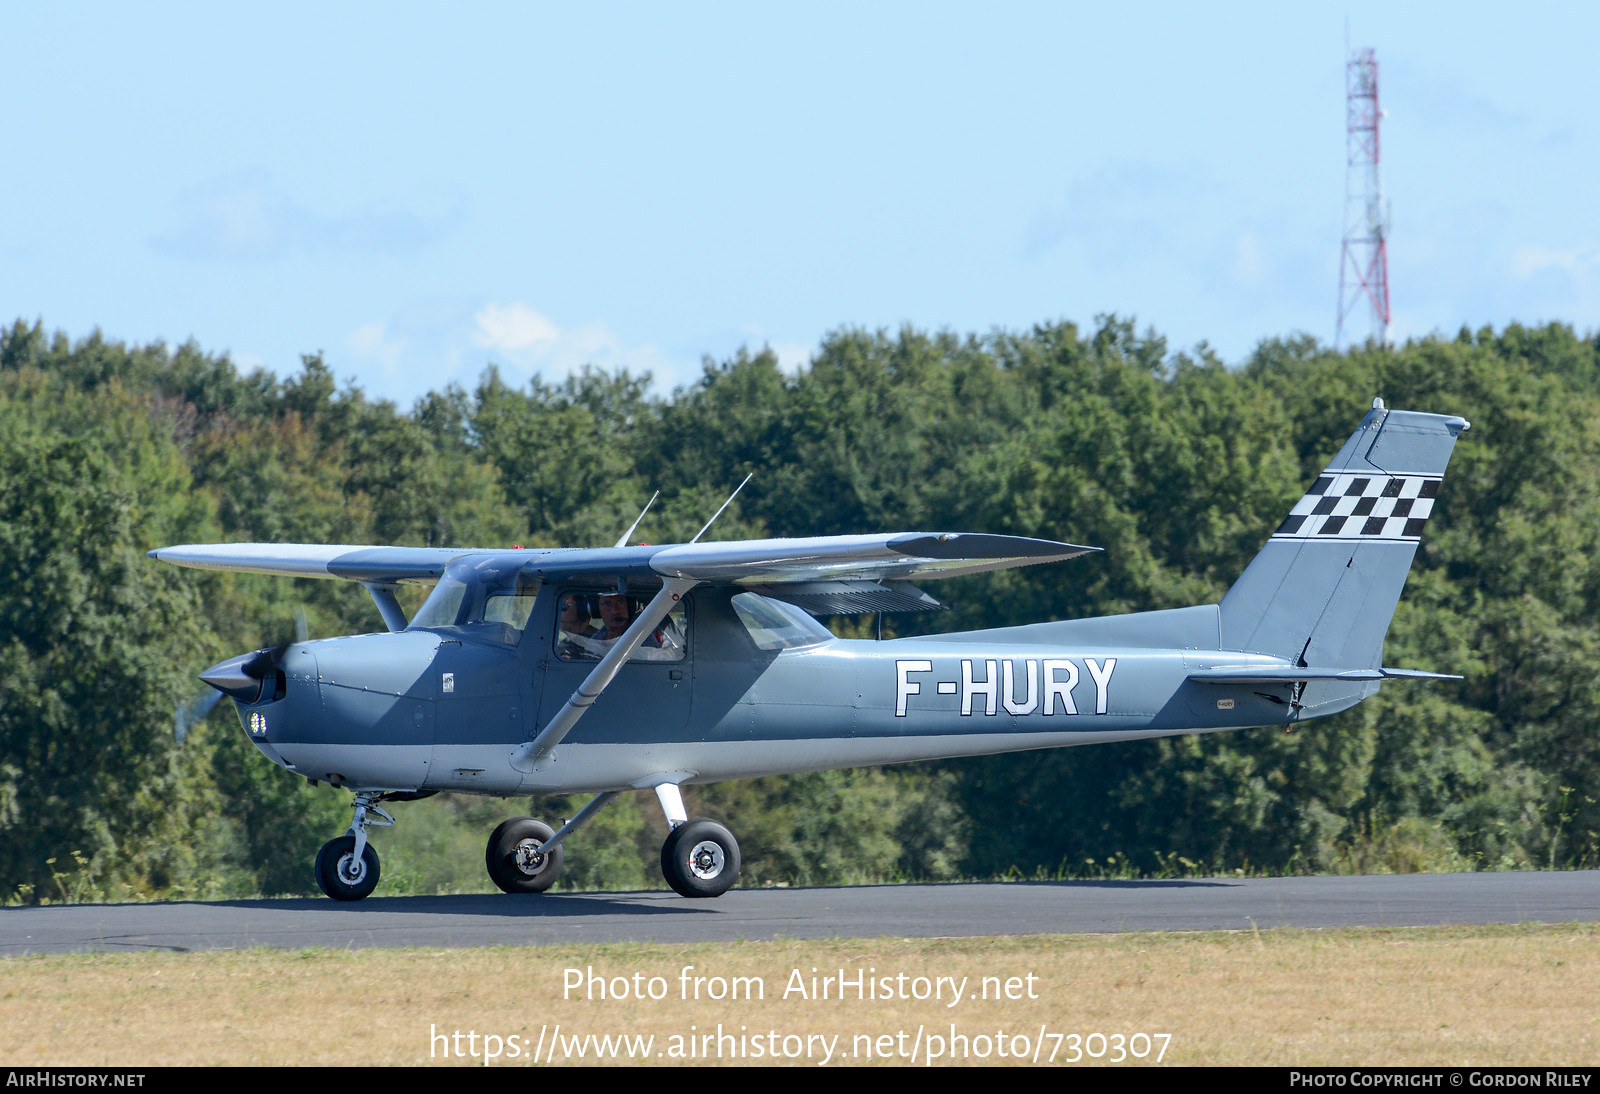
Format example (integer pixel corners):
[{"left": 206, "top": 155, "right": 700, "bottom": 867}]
[
  {"left": 486, "top": 817, "right": 563, "bottom": 894},
  {"left": 660, "top": 819, "right": 740, "bottom": 898},
  {"left": 314, "top": 835, "right": 381, "bottom": 901}
]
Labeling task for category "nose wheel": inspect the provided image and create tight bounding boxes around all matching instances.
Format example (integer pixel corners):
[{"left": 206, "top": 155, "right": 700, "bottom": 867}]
[
  {"left": 314, "top": 835, "right": 381, "bottom": 901},
  {"left": 660, "top": 819, "right": 740, "bottom": 898},
  {"left": 486, "top": 817, "right": 564, "bottom": 893}
]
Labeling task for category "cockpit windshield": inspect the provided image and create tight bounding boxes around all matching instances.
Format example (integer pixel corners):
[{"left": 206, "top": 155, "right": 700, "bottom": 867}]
[{"left": 409, "top": 558, "right": 541, "bottom": 645}]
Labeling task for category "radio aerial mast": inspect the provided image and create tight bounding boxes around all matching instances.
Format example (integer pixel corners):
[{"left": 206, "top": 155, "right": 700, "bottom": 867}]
[{"left": 1336, "top": 45, "right": 1391, "bottom": 349}]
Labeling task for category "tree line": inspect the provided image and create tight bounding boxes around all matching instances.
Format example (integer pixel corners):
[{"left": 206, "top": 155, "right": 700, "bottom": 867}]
[{"left": 3, "top": 314, "right": 1598, "bottom": 901}]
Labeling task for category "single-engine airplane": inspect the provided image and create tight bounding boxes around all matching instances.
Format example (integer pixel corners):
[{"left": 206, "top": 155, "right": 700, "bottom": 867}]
[{"left": 151, "top": 401, "right": 1468, "bottom": 900}]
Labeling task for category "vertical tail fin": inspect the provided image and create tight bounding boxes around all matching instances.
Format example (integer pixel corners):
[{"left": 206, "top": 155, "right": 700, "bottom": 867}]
[{"left": 1218, "top": 401, "right": 1469, "bottom": 713}]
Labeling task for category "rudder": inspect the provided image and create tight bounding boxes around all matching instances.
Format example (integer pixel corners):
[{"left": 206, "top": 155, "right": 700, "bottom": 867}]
[{"left": 1217, "top": 401, "right": 1469, "bottom": 711}]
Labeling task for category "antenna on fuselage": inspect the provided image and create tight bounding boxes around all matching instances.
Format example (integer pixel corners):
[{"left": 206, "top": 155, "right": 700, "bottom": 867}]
[
  {"left": 614, "top": 490, "right": 660, "bottom": 548},
  {"left": 690, "top": 473, "right": 753, "bottom": 544}
]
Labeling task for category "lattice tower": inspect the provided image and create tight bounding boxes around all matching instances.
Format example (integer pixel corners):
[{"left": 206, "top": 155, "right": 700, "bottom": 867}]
[{"left": 1336, "top": 47, "right": 1391, "bottom": 348}]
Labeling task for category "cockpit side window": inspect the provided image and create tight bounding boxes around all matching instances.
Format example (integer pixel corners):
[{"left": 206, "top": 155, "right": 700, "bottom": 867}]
[
  {"left": 556, "top": 590, "right": 687, "bottom": 662},
  {"left": 484, "top": 590, "right": 539, "bottom": 631}
]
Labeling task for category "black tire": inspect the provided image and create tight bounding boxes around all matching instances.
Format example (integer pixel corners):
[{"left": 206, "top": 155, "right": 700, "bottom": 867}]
[
  {"left": 486, "top": 817, "right": 563, "bottom": 894},
  {"left": 660, "top": 819, "right": 740, "bottom": 898},
  {"left": 314, "top": 835, "right": 380, "bottom": 901}
]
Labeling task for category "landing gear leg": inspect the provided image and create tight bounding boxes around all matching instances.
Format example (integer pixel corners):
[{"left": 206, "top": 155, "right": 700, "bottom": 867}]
[
  {"left": 315, "top": 792, "right": 394, "bottom": 901},
  {"left": 653, "top": 784, "right": 740, "bottom": 898}
]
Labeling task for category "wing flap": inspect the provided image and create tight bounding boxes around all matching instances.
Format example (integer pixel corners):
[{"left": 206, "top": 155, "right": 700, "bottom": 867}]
[{"left": 764, "top": 580, "right": 943, "bottom": 615}]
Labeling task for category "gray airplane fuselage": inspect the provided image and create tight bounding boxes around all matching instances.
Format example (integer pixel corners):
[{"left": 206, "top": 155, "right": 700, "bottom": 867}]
[{"left": 238, "top": 585, "right": 1315, "bottom": 798}]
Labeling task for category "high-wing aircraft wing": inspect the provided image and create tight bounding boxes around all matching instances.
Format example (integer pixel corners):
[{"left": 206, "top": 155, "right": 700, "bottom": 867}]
[
  {"left": 149, "top": 533, "right": 1099, "bottom": 589},
  {"left": 149, "top": 534, "right": 1099, "bottom": 626}
]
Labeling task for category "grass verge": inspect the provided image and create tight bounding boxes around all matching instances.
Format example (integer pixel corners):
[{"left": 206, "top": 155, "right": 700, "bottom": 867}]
[{"left": 2, "top": 923, "right": 1597, "bottom": 1066}]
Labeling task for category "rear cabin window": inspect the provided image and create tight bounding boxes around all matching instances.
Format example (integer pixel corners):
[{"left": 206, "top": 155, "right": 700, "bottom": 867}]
[
  {"left": 557, "top": 591, "right": 687, "bottom": 662},
  {"left": 730, "top": 593, "right": 832, "bottom": 651}
]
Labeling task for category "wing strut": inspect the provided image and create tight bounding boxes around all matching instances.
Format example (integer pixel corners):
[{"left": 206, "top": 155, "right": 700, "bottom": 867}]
[
  {"left": 510, "top": 576, "right": 700, "bottom": 771},
  {"left": 362, "top": 581, "right": 408, "bottom": 633}
]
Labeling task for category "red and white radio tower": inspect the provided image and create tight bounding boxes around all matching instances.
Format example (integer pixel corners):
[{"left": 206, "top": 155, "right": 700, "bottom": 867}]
[{"left": 1336, "top": 46, "right": 1391, "bottom": 348}]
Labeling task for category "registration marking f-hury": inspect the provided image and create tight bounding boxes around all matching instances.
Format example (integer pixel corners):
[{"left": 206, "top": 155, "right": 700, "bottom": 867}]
[{"left": 895, "top": 658, "right": 1116, "bottom": 717}]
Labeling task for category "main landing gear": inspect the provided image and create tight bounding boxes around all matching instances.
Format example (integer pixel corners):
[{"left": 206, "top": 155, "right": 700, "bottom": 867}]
[
  {"left": 485, "top": 817, "right": 563, "bottom": 893},
  {"left": 659, "top": 818, "right": 740, "bottom": 898},
  {"left": 483, "top": 783, "right": 741, "bottom": 899}
]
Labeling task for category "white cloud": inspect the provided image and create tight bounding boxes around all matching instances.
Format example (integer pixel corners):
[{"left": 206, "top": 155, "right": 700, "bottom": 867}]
[
  {"left": 470, "top": 301, "right": 562, "bottom": 353},
  {"left": 1511, "top": 243, "right": 1600, "bottom": 279},
  {"left": 152, "top": 168, "right": 458, "bottom": 261},
  {"left": 734, "top": 324, "right": 813, "bottom": 375},
  {"left": 345, "top": 321, "right": 407, "bottom": 374},
  {"left": 466, "top": 301, "right": 698, "bottom": 390},
  {"left": 769, "top": 341, "right": 813, "bottom": 373},
  {"left": 1230, "top": 230, "right": 1267, "bottom": 285},
  {"left": 1022, "top": 160, "right": 1222, "bottom": 264}
]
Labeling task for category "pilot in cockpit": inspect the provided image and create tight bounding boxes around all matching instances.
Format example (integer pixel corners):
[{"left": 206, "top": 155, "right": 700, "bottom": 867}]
[
  {"left": 597, "top": 592, "right": 633, "bottom": 640},
  {"left": 558, "top": 591, "right": 684, "bottom": 661}
]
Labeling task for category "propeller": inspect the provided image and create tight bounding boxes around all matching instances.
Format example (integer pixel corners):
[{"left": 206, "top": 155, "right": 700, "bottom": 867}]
[
  {"left": 173, "top": 609, "right": 309, "bottom": 744},
  {"left": 174, "top": 690, "right": 222, "bottom": 745}
]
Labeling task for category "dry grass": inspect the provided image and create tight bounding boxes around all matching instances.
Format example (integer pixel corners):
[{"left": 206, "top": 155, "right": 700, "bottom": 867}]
[{"left": 2, "top": 924, "right": 1597, "bottom": 1066}]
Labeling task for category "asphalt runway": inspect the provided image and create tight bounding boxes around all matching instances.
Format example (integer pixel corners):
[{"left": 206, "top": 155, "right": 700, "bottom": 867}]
[{"left": 2, "top": 871, "right": 1594, "bottom": 956}]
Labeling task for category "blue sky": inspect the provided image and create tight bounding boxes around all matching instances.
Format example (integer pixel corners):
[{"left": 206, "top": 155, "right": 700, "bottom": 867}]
[{"left": 3, "top": 3, "right": 1595, "bottom": 406}]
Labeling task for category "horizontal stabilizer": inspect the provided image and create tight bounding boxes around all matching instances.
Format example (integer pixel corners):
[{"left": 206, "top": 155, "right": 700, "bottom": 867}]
[{"left": 1189, "top": 666, "right": 1462, "bottom": 684}]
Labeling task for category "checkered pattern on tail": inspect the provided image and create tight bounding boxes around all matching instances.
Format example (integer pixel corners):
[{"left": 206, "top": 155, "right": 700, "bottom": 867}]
[{"left": 1272, "top": 472, "right": 1442, "bottom": 542}]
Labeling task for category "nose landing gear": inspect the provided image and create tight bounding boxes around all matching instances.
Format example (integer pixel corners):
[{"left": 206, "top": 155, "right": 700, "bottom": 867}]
[
  {"left": 314, "top": 834, "right": 381, "bottom": 900},
  {"left": 314, "top": 792, "right": 394, "bottom": 901}
]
